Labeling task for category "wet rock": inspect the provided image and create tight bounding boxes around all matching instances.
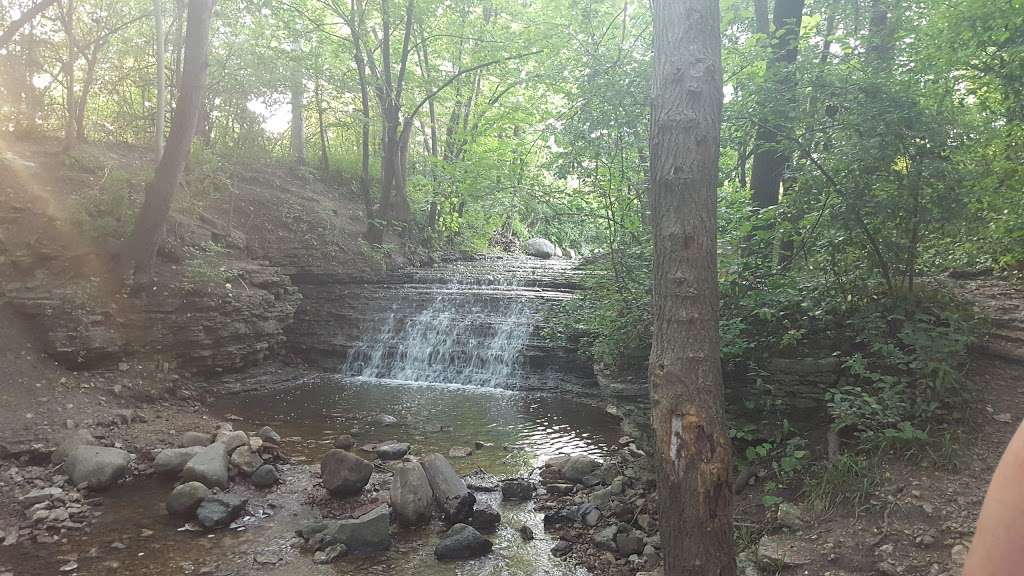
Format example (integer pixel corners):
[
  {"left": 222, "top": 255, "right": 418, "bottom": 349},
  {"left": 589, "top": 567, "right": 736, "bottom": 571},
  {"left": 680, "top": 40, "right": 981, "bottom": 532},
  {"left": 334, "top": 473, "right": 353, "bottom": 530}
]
[
  {"left": 500, "top": 478, "right": 536, "bottom": 501},
  {"left": 334, "top": 435, "right": 355, "bottom": 450},
  {"left": 434, "top": 524, "right": 494, "bottom": 560},
  {"left": 593, "top": 525, "right": 619, "bottom": 552},
  {"left": 543, "top": 508, "right": 578, "bottom": 528},
  {"left": 526, "top": 238, "right": 556, "bottom": 259},
  {"left": 325, "top": 505, "right": 391, "bottom": 554},
  {"left": 473, "top": 441, "right": 493, "bottom": 449},
  {"left": 178, "top": 432, "right": 213, "bottom": 448},
  {"left": 153, "top": 446, "right": 205, "bottom": 476},
  {"left": 546, "top": 483, "right": 574, "bottom": 496},
  {"left": 181, "top": 443, "right": 230, "bottom": 489},
  {"left": 551, "top": 540, "right": 573, "bottom": 558},
  {"left": 251, "top": 465, "right": 280, "bottom": 488},
  {"left": 51, "top": 429, "right": 97, "bottom": 465},
  {"left": 374, "top": 442, "right": 410, "bottom": 461},
  {"left": 616, "top": 528, "right": 646, "bottom": 557},
  {"left": 519, "top": 524, "right": 535, "bottom": 541},
  {"left": 64, "top": 446, "right": 130, "bottom": 490},
  {"left": 229, "top": 446, "right": 264, "bottom": 476},
  {"left": 463, "top": 469, "right": 501, "bottom": 492},
  {"left": 562, "top": 454, "right": 601, "bottom": 484},
  {"left": 469, "top": 504, "right": 501, "bottom": 533},
  {"left": 313, "top": 543, "right": 348, "bottom": 564},
  {"left": 196, "top": 495, "right": 248, "bottom": 530},
  {"left": 391, "top": 461, "right": 433, "bottom": 527},
  {"left": 321, "top": 449, "right": 373, "bottom": 496},
  {"left": 374, "top": 414, "right": 398, "bottom": 426},
  {"left": 214, "top": 430, "right": 249, "bottom": 454},
  {"left": 581, "top": 463, "right": 619, "bottom": 488},
  {"left": 577, "top": 503, "right": 602, "bottom": 527},
  {"left": 256, "top": 426, "right": 281, "bottom": 445},
  {"left": 449, "top": 446, "right": 473, "bottom": 458},
  {"left": 166, "top": 482, "right": 210, "bottom": 517}
]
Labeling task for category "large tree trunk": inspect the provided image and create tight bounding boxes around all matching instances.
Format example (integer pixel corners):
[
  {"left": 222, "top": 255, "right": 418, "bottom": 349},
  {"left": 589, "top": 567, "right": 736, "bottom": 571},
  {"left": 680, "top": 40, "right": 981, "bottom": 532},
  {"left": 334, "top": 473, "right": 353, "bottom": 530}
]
[
  {"left": 0, "top": 0, "right": 59, "bottom": 48},
  {"left": 420, "top": 453, "right": 475, "bottom": 524},
  {"left": 154, "top": 0, "right": 166, "bottom": 159},
  {"left": 749, "top": 0, "right": 804, "bottom": 210},
  {"left": 650, "top": 0, "right": 735, "bottom": 574},
  {"left": 118, "top": 0, "right": 214, "bottom": 283}
]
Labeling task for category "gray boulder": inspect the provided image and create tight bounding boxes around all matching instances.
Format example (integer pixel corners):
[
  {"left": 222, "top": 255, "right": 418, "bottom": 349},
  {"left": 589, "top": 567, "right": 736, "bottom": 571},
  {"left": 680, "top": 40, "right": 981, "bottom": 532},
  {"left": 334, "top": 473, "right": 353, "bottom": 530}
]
[
  {"left": 153, "top": 446, "right": 205, "bottom": 476},
  {"left": 256, "top": 426, "right": 281, "bottom": 445},
  {"left": 593, "top": 525, "right": 619, "bottom": 552},
  {"left": 251, "top": 465, "right": 279, "bottom": 488},
  {"left": 526, "top": 238, "right": 556, "bottom": 259},
  {"left": 374, "top": 442, "right": 410, "bottom": 461},
  {"left": 181, "top": 443, "right": 229, "bottom": 489},
  {"left": 214, "top": 430, "right": 249, "bottom": 454},
  {"left": 51, "top": 429, "right": 96, "bottom": 465},
  {"left": 229, "top": 446, "right": 264, "bottom": 476},
  {"left": 321, "top": 449, "right": 372, "bottom": 496},
  {"left": 562, "top": 454, "right": 601, "bottom": 484},
  {"left": 178, "top": 432, "right": 212, "bottom": 447},
  {"left": 500, "top": 478, "right": 536, "bottom": 501},
  {"left": 434, "top": 524, "right": 493, "bottom": 560},
  {"left": 390, "top": 462, "right": 433, "bottom": 526},
  {"left": 64, "top": 446, "right": 130, "bottom": 490},
  {"left": 196, "top": 494, "right": 248, "bottom": 530},
  {"left": 166, "top": 481, "right": 210, "bottom": 517},
  {"left": 616, "top": 528, "right": 645, "bottom": 557},
  {"left": 334, "top": 435, "right": 355, "bottom": 450},
  {"left": 325, "top": 505, "right": 391, "bottom": 554},
  {"left": 313, "top": 543, "right": 348, "bottom": 564},
  {"left": 469, "top": 504, "right": 501, "bottom": 533}
]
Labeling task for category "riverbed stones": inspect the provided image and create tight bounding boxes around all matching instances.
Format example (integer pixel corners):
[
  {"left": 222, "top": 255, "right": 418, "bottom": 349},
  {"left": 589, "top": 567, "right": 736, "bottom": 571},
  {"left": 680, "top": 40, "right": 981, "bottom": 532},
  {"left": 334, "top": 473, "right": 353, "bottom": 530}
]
[
  {"left": 250, "top": 465, "right": 279, "bottom": 487},
  {"left": 64, "top": 446, "right": 130, "bottom": 490},
  {"left": 313, "top": 543, "right": 348, "bottom": 564},
  {"left": 434, "top": 524, "right": 493, "bottom": 560},
  {"left": 19, "top": 487, "right": 64, "bottom": 507},
  {"left": 166, "top": 482, "right": 210, "bottom": 517},
  {"left": 448, "top": 446, "right": 473, "bottom": 458},
  {"left": 214, "top": 430, "right": 249, "bottom": 454},
  {"left": 390, "top": 461, "right": 433, "bottom": 526},
  {"left": 324, "top": 505, "right": 391, "bottom": 554},
  {"left": 153, "top": 446, "right": 205, "bottom": 476},
  {"left": 181, "top": 443, "right": 230, "bottom": 489},
  {"left": 51, "top": 429, "right": 97, "bottom": 465},
  {"left": 196, "top": 494, "right": 248, "bottom": 530},
  {"left": 374, "top": 442, "right": 410, "bottom": 461},
  {"left": 229, "top": 446, "right": 264, "bottom": 476},
  {"left": 593, "top": 525, "right": 619, "bottom": 552},
  {"left": 616, "top": 528, "right": 646, "bottom": 557},
  {"left": 333, "top": 435, "right": 355, "bottom": 450},
  {"left": 373, "top": 414, "right": 398, "bottom": 426},
  {"left": 469, "top": 504, "right": 501, "bottom": 533},
  {"left": 463, "top": 469, "right": 500, "bottom": 492},
  {"left": 178, "top": 432, "right": 212, "bottom": 448},
  {"left": 526, "top": 238, "right": 556, "bottom": 259},
  {"left": 321, "top": 449, "right": 372, "bottom": 496},
  {"left": 500, "top": 478, "right": 536, "bottom": 501},
  {"left": 256, "top": 426, "right": 281, "bottom": 445}
]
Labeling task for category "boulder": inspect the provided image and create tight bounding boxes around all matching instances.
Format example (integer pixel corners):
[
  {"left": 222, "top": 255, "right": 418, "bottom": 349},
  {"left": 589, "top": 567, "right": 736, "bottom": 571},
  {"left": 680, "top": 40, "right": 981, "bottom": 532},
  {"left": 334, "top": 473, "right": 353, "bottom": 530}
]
[
  {"left": 166, "top": 481, "right": 210, "bottom": 517},
  {"left": 64, "top": 446, "right": 130, "bottom": 490},
  {"left": 518, "top": 524, "right": 535, "bottom": 541},
  {"left": 178, "top": 432, "right": 212, "bottom": 448},
  {"left": 469, "top": 504, "right": 501, "bottom": 533},
  {"left": 313, "top": 543, "right": 348, "bottom": 564},
  {"left": 421, "top": 453, "right": 475, "bottom": 524},
  {"left": 229, "top": 446, "right": 264, "bottom": 476},
  {"left": 577, "top": 503, "right": 602, "bottom": 527},
  {"left": 448, "top": 446, "right": 473, "bottom": 458},
  {"left": 616, "top": 528, "right": 646, "bottom": 557},
  {"left": 214, "top": 430, "right": 249, "bottom": 454},
  {"left": 434, "top": 524, "right": 493, "bottom": 560},
  {"left": 526, "top": 238, "right": 556, "bottom": 259},
  {"left": 562, "top": 454, "right": 601, "bottom": 484},
  {"left": 390, "top": 462, "right": 433, "bottom": 526},
  {"left": 321, "top": 449, "right": 373, "bottom": 496},
  {"left": 553, "top": 245, "right": 564, "bottom": 258},
  {"left": 153, "top": 446, "right": 205, "bottom": 476},
  {"left": 463, "top": 469, "right": 501, "bottom": 492},
  {"left": 373, "top": 414, "right": 398, "bottom": 426},
  {"left": 196, "top": 495, "right": 248, "bottom": 530},
  {"left": 334, "top": 435, "right": 355, "bottom": 450},
  {"left": 181, "top": 443, "right": 230, "bottom": 489},
  {"left": 51, "top": 429, "right": 97, "bottom": 465},
  {"left": 500, "top": 478, "right": 536, "bottom": 501},
  {"left": 325, "top": 505, "right": 391, "bottom": 554},
  {"left": 374, "top": 442, "right": 410, "bottom": 461},
  {"left": 593, "top": 525, "right": 619, "bottom": 552},
  {"left": 250, "top": 465, "right": 280, "bottom": 488},
  {"left": 551, "top": 540, "right": 573, "bottom": 558},
  {"left": 256, "top": 426, "right": 281, "bottom": 445}
]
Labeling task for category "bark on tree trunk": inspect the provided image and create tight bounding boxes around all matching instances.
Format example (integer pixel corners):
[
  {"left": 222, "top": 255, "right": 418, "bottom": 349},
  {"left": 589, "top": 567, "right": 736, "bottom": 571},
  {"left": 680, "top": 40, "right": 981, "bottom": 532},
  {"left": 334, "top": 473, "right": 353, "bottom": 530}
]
[
  {"left": 154, "top": 0, "right": 166, "bottom": 159},
  {"left": 314, "top": 74, "right": 329, "bottom": 174},
  {"left": 62, "top": 0, "right": 76, "bottom": 152},
  {"left": 650, "top": 0, "right": 736, "bottom": 574},
  {"left": 290, "top": 41, "right": 305, "bottom": 167},
  {"left": 117, "top": 0, "right": 214, "bottom": 283}
]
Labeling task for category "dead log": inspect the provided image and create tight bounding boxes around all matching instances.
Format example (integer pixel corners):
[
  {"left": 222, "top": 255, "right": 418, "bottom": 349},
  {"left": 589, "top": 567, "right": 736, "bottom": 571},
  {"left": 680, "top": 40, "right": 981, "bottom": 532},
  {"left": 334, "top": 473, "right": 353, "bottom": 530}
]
[{"left": 420, "top": 453, "right": 475, "bottom": 524}]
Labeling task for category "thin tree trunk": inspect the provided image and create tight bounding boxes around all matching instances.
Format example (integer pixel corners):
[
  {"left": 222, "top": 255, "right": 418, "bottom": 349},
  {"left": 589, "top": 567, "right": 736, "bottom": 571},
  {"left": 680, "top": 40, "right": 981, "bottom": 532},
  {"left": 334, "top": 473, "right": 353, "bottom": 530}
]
[
  {"left": 75, "top": 49, "right": 99, "bottom": 141},
  {"left": 290, "top": 40, "right": 305, "bottom": 167},
  {"left": 154, "top": 0, "right": 166, "bottom": 158},
  {"left": 315, "top": 73, "right": 329, "bottom": 175},
  {"left": 118, "top": 0, "right": 214, "bottom": 283},
  {"left": 62, "top": 0, "right": 76, "bottom": 151},
  {"left": 650, "top": 0, "right": 735, "bottom": 574},
  {"left": 349, "top": 0, "right": 378, "bottom": 243},
  {"left": 0, "top": 0, "right": 59, "bottom": 48}
]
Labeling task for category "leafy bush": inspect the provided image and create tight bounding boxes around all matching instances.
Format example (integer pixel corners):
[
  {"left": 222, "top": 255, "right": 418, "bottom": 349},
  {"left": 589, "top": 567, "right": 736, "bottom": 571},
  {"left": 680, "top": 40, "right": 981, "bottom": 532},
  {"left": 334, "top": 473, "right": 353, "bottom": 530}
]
[
  {"left": 70, "top": 170, "right": 140, "bottom": 242},
  {"left": 181, "top": 242, "right": 234, "bottom": 290}
]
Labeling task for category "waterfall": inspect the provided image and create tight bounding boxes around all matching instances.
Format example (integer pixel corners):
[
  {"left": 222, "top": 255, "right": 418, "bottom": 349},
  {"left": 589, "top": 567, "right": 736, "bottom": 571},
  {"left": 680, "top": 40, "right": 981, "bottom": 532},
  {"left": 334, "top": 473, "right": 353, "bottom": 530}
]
[{"left": 341, "top": 256, "right": 578, "bottom": 389}]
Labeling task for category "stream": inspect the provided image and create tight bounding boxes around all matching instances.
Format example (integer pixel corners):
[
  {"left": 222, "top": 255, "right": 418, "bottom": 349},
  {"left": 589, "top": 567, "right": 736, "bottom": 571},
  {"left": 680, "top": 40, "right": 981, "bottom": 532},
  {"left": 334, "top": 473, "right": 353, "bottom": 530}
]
[{"left": 4, "top": 256, "right": 621, "bottom": 576}]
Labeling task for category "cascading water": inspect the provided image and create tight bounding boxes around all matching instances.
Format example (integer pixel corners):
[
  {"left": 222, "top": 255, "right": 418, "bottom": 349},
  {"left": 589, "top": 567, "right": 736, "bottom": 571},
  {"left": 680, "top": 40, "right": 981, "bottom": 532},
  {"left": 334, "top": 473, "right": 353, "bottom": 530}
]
[{"left": 340, "top": 256, "right": 584, "bottom": 389}]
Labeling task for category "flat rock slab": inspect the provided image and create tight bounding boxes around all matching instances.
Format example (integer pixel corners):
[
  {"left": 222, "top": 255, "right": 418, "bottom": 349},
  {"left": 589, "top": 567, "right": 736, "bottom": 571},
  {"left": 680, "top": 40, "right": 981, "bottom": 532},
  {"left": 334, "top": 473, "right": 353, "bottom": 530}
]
[
  {"left": 757, "top": 534, "right": 814, "bottom": 566},
  {"left": 324, "top": 504, "right": 391, "bottom": 554},
  {"left": 196, "top": 495, "right": 248, "bottom": 530}
]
